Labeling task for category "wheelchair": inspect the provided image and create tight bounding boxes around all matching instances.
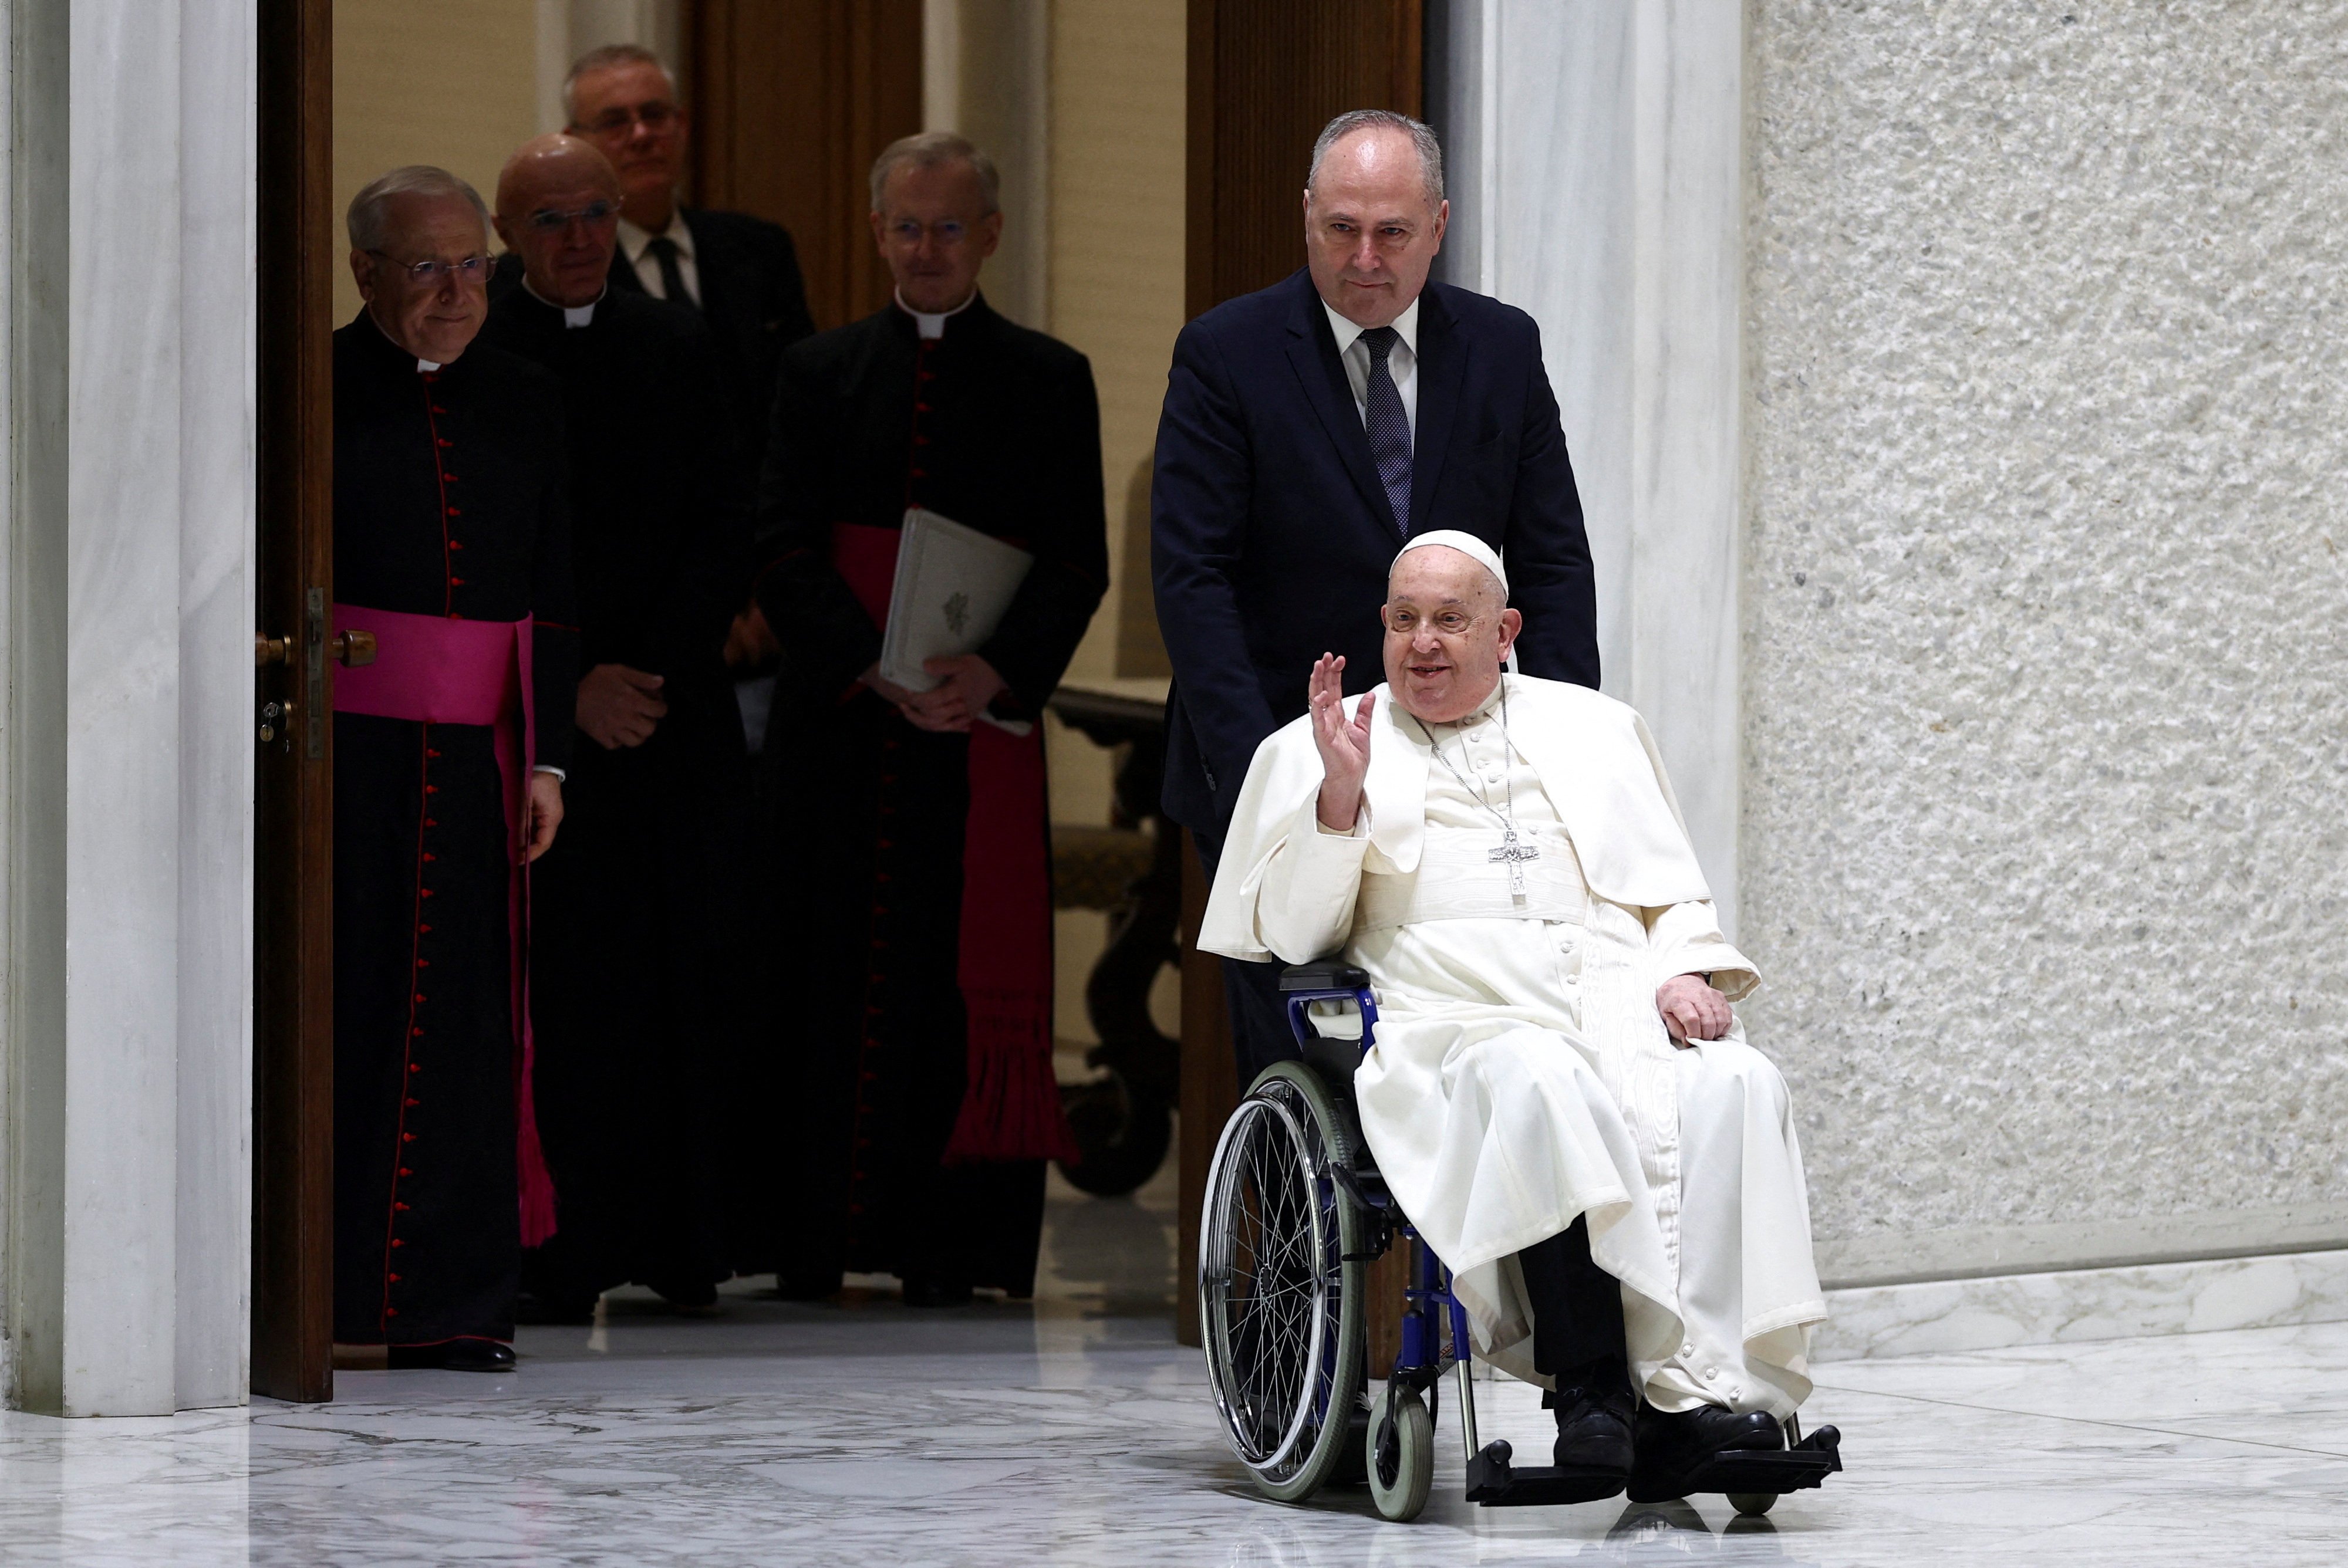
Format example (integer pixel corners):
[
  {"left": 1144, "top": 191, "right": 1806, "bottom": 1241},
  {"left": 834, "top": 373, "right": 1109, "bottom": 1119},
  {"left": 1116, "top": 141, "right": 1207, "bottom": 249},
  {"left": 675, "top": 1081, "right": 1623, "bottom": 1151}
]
[{"left": 1198, "top": 961, "right": 1842, "bottom": 1523}]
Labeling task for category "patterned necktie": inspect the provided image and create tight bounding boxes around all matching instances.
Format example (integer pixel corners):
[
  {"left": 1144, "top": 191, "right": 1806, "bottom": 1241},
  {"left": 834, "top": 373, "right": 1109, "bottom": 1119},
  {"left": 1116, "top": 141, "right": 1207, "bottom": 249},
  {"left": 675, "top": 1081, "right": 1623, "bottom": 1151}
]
[
  {"left": 1359, "top": 325, "right": 1411, "bottom": 534},
  {"left": 644, "top": 235, "right": 694, "bottom": 308}
]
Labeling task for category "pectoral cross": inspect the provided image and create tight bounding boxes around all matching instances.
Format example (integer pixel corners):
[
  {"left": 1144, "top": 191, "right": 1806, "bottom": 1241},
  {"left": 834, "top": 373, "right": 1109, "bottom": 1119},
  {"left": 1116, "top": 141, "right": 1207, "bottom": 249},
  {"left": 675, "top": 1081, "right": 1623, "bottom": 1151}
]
[{"left": 1489, "top": 827, "right": 1540, "bottom": 896}]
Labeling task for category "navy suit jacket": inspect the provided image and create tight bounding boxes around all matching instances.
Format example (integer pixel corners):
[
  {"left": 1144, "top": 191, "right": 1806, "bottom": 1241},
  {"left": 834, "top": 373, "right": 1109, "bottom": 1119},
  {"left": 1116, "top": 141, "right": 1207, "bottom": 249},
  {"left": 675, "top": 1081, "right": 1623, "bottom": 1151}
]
[{"left": 1151, "top": 268, "right": 1599, "bottom": 832}]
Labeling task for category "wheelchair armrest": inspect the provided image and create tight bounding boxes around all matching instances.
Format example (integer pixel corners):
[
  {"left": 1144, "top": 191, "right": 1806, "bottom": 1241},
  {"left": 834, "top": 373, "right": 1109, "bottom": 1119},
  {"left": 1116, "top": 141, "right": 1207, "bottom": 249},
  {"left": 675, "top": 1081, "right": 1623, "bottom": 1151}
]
[{"left": 1279, "top": 960, "right": 1370, "bottom": 993}]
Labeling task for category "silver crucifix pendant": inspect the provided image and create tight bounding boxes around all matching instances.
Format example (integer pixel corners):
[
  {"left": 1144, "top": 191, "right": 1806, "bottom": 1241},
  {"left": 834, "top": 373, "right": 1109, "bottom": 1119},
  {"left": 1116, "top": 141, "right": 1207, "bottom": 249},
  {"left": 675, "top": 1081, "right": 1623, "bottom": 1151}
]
[{"left": 1489, "top": 830, "right": 1539, "bottom": 895}]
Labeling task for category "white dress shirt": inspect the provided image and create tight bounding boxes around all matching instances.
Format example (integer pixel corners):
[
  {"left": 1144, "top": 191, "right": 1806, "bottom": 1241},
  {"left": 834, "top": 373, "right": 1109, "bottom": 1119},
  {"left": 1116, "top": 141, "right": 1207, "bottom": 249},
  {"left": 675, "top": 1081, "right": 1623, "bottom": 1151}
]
[
  {"left": 1322, "top": 295, "right": 1422, "bottom": 448},
  {"left": 618, "top": 211, "right": 701, "bottom": 306}
]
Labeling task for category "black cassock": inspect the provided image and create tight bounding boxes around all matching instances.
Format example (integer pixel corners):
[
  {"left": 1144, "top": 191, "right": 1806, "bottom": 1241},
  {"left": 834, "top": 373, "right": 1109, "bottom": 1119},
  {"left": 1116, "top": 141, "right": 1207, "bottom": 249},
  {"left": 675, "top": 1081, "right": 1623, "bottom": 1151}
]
[
  {"left": 477, "top": 286, "right": 752, "bottom": 1307},
  {"left": 332, "top": 318, "right": 578, "bottom": 1346},
  {"left": 751, "top": 295, "right": 1106, "bottom": 1296}
]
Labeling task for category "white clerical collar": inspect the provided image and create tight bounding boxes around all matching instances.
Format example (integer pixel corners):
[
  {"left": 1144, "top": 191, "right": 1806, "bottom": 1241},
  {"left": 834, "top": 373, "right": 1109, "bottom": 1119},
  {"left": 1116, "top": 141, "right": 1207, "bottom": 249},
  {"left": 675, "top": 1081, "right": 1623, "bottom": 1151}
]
[
  {"left": 618, "top": 209, "right": 695, "bottom": 266},
  {"left": 1322, "top": 295, "right": 1421, "bottom": 359},
  {"left": 416, "top": 357, "right": 441, "bottom": 373},
  {"left": 522, "top": 277, "right": 603, "bottom": 327},
  {"left": 895, "top": 288, "right": 978, "bottom": 340},
  {"left": 1420, "top": 675, "right": 1507, "bottom": 736}
]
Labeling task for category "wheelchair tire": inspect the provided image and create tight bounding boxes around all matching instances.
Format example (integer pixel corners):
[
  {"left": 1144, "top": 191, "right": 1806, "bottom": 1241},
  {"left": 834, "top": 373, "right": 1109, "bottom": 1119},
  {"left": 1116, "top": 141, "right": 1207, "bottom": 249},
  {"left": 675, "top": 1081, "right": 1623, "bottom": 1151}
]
[
  {"left": 1198, "top": 1060, "right": 1369, "bottom": 1503},
  {"left": 1367, "top": 1387, "right": 1435, "bottom": 1523},
  {"left": 1727, "top": 1492, "right": 1778, "bottom": 1517}
]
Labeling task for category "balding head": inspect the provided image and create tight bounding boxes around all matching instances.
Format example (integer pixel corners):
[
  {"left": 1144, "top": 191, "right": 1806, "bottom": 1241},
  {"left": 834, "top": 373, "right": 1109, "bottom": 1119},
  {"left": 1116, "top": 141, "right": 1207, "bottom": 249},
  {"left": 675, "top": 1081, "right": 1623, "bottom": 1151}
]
[
  {"left": 1302, "top": 111, "right": 1449, "bottom": 330},
  {"left": 493, "top": 134, "right": 622, "bottom": 308},
  {"left": 1381, "top": 543, "right": 1520, "bottom": 723}
]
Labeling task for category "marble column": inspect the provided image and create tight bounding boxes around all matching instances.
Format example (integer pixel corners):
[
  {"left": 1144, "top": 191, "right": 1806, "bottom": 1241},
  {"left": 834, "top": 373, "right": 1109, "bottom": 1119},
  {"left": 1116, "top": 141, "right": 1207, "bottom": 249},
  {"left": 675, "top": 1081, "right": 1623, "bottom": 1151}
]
[
  {"left": 1431, "top": 0, "right": 1745, "bottom": 932},
  {"left": 1, "top": 0, "right": 257, "bottom": 1417}
]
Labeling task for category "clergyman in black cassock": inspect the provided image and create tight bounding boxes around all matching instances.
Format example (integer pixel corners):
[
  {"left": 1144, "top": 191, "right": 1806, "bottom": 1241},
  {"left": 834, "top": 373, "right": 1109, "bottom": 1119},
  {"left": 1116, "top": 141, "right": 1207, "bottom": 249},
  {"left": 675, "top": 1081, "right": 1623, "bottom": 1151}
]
[
  {"left": 331, "top": 170, "right": 578, "bottom": 1367},
  {"left": 480, "top": 135, "right": 754, "bottom": 1317},
  {"left": 747, "top": 137, "right": 1106, "bottom": 1304}
]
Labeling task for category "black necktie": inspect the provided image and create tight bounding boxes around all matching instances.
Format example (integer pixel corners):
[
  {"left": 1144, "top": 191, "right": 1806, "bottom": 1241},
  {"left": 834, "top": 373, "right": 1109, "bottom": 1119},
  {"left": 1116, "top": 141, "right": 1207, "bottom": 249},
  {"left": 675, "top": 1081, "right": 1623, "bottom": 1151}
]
[
  {"left": 1359, "top": 326, "right": 1411, "bottom": 534},
  {"left": 645, "top": 235, "right": 694, "bottom": 308}
]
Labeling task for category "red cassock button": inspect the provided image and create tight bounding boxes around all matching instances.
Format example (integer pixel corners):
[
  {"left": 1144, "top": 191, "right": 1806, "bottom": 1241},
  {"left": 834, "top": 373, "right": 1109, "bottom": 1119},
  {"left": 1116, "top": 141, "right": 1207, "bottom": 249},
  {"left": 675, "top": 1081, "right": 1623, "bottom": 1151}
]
[
  {"left": 387, "top": 1273, "right": 402, "bottom": 1283},
  {"left": 385, "top": 1308, "right": 399, "bottom": 1316},
  {"left": 402, "top": 1133, "right": 416, "bottom": 1143}
]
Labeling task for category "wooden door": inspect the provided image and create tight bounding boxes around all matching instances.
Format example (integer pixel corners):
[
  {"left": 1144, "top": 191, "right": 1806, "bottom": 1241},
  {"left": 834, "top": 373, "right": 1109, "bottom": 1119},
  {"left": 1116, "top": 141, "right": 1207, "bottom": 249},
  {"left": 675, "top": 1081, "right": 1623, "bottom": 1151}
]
[
  {"left": 1175, "top": 0, "right": 1422, "bottom": 1351},
  {"left": 252, "top": 0, "right": 338, "bottom": 1405},
  {"left": 687, "top": 0, "right": 925, "bottom": 332}
]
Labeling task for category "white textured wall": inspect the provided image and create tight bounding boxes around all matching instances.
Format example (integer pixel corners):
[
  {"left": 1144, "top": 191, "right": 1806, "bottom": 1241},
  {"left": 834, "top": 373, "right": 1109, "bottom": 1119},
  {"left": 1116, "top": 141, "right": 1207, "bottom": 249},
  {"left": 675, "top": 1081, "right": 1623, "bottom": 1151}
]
[{"left": 1744, "top": 2, "right": 2348, "bottom": 1283}]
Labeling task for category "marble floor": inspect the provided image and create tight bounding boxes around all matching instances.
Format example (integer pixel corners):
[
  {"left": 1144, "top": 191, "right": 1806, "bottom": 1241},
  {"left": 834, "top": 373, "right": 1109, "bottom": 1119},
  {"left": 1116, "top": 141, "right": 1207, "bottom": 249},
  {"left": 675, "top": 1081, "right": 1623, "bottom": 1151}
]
[{"left": 4, "top": 1155, "right": 2347, "bottom": 1566}]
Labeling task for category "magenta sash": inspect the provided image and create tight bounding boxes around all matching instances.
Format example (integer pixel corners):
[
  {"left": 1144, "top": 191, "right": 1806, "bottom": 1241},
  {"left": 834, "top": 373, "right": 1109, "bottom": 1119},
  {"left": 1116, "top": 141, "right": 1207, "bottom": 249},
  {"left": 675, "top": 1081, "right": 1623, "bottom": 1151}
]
[{"left": 333, "top": 604, "right": 557, "bottom": 1246}]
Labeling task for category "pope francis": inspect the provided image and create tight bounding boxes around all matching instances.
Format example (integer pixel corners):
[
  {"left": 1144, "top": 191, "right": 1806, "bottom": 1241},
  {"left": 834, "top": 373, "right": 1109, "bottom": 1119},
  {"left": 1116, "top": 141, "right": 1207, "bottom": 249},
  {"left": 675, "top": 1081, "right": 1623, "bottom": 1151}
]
[{"left": 1199, "top": 530, "right": 1829, "bottom": 1494}]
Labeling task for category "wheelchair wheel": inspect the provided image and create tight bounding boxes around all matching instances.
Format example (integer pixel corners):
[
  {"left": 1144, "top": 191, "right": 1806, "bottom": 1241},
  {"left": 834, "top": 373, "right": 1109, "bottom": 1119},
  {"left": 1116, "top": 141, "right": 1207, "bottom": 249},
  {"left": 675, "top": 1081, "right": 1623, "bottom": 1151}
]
[
  {"left": 1728, "top": 1492, "right": 1778, "bottom": 1517},
  {"left": 1367, "top": 1388, "right": 1434, "bottom": 1522},
  {"left": 1199, "top": 1061, "right": 1368, "bottom": 1502}
]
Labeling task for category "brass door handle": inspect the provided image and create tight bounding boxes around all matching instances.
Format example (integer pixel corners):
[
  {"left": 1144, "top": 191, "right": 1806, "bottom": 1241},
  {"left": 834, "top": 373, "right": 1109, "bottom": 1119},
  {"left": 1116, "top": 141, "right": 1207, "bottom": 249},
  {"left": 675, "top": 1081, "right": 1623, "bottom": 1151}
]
[
  {"left": 333, "top": 630, "right": 377, "bottom": 667},
  {"left": 256, "top": 635, "right": 292, "bottom": 667}
]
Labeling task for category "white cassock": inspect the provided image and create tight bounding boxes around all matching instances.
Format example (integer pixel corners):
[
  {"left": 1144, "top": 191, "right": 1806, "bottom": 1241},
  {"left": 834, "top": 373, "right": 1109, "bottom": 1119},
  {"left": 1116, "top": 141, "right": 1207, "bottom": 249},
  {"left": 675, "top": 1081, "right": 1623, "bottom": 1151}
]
[{"left": 1200, "top": 674, "right": 1828, "bottom": 1419}]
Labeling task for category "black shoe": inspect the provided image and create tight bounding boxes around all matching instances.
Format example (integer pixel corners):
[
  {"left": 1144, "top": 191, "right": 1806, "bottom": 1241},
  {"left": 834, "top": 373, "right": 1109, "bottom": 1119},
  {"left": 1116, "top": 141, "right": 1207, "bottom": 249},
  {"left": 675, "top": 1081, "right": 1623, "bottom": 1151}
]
[
  {"left": 647, "top": 1278, "right": 722, "bottom": 1316},
  {"left": 386, "top": 1339, "right": 517, "bottom": 1373},
  {"left": 514, "top": 1289, "right": 597, "bottom": 1326},
  {"left": 1551, "top": 1382, "right": 1637, "bottom": 1472},
  {"left": 900, "top": 1277, "right": 974, "bottom": 1308},
  {"left": 1628, "top": 1402, "right": 1783, "bottom": 1502},
  {"left": 773, "top": 1270, "right": 842, "bottom": 1302}
]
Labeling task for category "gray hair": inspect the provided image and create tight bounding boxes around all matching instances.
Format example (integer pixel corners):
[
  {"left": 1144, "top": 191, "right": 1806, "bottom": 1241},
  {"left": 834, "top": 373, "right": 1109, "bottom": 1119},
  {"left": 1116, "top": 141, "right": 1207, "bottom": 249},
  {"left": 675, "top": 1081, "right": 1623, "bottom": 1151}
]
[
  {"left": 346, "top": 165, "right": 490, "bottom": 254},
  {"left": 1307, "top": 109, "right": 1444, "bottom": 207},
  {"left": 868, "top": 131, "right": 1001, "bottom": 216},
  {"left": 563, "top": 43, "right": 677, "bottom": 124}
]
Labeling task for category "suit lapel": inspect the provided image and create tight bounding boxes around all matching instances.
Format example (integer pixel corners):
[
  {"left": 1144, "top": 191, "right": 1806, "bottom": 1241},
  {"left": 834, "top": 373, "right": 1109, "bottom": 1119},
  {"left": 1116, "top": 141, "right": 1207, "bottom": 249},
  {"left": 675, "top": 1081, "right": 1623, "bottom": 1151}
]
[
  {"left": 1408, "top": 288, "right": 1465, "bottom": 532},
  {"left": 606, "top": 248, "right": 646, "bottom": 295},
  {"left": 1283, "top": 275, "right": 1400, "bottom": 540}
]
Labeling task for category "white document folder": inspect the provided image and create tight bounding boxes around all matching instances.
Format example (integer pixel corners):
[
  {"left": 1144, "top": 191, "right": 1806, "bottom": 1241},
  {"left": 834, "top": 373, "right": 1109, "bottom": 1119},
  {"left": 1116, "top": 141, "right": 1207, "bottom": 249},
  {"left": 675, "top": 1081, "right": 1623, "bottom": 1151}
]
[{"left": 878, "top": 508, "right": 1034, "bottom": 724}]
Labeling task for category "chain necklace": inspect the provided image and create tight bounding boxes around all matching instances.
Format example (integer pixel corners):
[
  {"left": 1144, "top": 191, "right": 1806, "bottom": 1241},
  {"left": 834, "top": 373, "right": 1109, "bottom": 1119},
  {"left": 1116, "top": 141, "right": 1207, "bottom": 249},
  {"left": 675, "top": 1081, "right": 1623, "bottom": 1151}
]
[{"left": 1409, "top": 682, "right": 1541, "bottom": 895}]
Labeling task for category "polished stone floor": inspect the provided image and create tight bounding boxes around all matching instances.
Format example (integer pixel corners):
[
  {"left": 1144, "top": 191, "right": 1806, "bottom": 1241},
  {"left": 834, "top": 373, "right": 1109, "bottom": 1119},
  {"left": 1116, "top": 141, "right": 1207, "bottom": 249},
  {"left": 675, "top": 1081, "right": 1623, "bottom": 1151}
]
[{"left": 4, "top": 1155, "right": 2346, "bottom": 1566}]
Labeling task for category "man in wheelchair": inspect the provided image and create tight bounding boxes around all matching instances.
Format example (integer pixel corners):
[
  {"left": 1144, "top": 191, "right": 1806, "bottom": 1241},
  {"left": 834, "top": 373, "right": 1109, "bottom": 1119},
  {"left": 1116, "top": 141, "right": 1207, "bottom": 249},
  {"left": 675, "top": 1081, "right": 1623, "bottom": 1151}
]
[{"left": 1200, "top": 530, "right": 1829, "bottom": 1502}]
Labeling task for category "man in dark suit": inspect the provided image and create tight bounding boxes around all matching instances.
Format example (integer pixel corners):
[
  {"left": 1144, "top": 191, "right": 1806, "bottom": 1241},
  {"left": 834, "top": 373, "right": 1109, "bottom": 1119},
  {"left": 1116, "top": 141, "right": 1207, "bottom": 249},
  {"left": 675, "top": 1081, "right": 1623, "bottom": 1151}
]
[
  {"left": 1152, "top": 109, "right": 1601, "bottom": 1080},
  {"left": 562, "top": 43, "right": 818, "bottom": 458}
]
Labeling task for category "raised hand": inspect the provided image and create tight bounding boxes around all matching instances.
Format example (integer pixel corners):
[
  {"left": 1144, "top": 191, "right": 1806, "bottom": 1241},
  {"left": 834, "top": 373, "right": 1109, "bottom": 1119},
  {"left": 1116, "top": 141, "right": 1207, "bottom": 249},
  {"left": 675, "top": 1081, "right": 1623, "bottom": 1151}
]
[{"left": 1309, "top": 653, "right": 1375, "bottom": 832}]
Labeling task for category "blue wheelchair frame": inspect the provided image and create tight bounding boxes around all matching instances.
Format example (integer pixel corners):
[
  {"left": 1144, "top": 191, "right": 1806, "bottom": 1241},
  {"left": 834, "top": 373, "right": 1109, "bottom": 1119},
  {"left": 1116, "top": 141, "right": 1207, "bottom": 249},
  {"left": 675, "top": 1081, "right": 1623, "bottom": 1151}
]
[{"left": 1282, "top": 972, "right": 1494, "bottom": 1471}]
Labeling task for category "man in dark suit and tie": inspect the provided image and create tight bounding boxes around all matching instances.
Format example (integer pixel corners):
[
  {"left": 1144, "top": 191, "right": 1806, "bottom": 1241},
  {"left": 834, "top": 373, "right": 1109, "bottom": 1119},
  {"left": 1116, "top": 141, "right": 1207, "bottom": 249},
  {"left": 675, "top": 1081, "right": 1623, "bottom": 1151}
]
[
  {"left": 1152, "top": 109, "right": 1601, "bottom": 1080},
  {"left": 562, "top": 43, "right": 818, "bottom": 457}
]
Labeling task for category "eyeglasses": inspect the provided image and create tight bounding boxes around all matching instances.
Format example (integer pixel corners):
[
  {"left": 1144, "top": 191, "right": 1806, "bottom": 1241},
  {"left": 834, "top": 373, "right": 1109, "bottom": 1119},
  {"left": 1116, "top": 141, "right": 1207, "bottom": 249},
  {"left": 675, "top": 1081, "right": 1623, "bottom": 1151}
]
[
  {"left": 368, "top": 251, "right": 491, "bottom": 285},
  {"left": 577, "top": 103, "right": 680, "bottom": 136},
  {"left": 524, "top": 201, "right": 619, "bottom": 232},
  {"left": 1382, "top": 604, "right": 1480, "bottom": 637},
  {"left": 882, "top": 218, "right": 971, "bottom": 246}
]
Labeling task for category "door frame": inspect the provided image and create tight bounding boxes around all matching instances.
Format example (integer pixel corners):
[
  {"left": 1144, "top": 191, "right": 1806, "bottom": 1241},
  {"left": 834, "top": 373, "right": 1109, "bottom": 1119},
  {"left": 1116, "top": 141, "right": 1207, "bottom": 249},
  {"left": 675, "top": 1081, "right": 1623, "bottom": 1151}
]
[{"left": 252, "top": 0, "right": 337, "bottom": 1405}]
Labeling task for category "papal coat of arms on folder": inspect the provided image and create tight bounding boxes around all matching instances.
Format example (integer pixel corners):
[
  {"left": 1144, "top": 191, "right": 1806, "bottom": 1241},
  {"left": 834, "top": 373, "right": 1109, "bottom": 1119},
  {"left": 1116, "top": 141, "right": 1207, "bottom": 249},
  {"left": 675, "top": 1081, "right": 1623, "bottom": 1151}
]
[{"left": 878, "top": 507, "right": 1035, "bottom": 711}]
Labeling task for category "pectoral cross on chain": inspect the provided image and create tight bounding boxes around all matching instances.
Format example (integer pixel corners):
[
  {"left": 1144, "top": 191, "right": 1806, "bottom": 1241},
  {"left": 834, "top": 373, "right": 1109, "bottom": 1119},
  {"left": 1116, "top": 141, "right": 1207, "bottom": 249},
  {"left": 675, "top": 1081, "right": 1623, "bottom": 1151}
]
[{"left": 1489, "top": 827, "right": 1540, "bottom": 896}]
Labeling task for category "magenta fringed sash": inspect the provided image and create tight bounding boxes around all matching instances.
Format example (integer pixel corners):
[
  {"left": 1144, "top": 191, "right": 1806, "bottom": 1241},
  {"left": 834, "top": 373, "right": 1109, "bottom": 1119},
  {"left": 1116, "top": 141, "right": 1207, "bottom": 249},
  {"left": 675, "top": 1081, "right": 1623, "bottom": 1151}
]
[{"left": 332, "top": 604, "right": 559, "bottom": 1245}]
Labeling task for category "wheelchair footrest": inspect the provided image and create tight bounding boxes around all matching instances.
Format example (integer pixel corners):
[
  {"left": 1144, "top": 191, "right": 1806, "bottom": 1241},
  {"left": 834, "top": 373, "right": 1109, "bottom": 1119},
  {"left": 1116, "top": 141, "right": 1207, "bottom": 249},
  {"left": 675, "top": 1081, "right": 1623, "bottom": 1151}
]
[
  {"left": 1463, "top": 1441, "right": 1627, "bottom": 1507},
  {"left": 1630, "top": 1425, "right": 1843, "bottom": 1505}
]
